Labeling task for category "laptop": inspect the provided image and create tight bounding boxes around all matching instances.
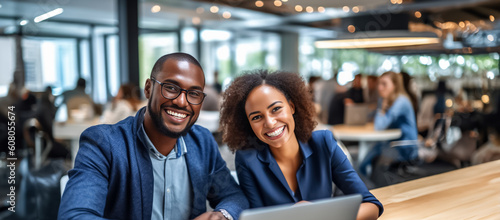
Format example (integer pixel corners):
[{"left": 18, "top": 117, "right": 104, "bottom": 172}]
[
  {"left": 239, "top": 194, "right": 362, "bottom": 220},
  {"left": 344, "top": 104, "right": 369, "bottom": 125}
]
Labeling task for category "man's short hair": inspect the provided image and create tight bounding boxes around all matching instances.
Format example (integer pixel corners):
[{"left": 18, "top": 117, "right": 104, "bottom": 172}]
[
  {"left": 77, "top": 78, "right": 86, "bottom": 88},
  {"left": 150, "top": 53, "right": 203, "bottom": 78}
]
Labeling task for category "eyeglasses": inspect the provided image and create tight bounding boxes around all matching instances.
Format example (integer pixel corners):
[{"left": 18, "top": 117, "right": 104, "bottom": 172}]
[{"left": 150, "top": 77, "right": 206, "bottom": 105}]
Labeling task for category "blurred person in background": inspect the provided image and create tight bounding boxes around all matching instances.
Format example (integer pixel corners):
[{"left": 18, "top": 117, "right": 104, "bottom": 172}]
[
  {"left": 401, "top": 72, "right": 420, "bottom": 122},
  {"left": 359, "top": 71, "right": 418, "bottom": 176},
  {"left": 417, "top": 80, "right": 451, "bottom": 138},
  {"left": 58, "top": 78, "right": 95, "bottom": 121},
  {"left": 344, "top": 74, "right": 364, "bottom": 105},
  {"left": 364, "top": 75, "right": 379, "bottom": 106},
  {"left": 100, "top": 84, "right": 141, "bottom": 124},
  {"left": 316, "top": 73, "right": 347, "bottom": 124},
  {"left": 365, "top": 75, "right": 379, "bottom": 122},
  {"left": 326, "top": 73, "right": 348, "bottom": 125},
  {"left": 473, "top": 94, "right": 500, "bottom": 164},
  {"left": 213, "top": 70, "right": 223, "bottom": 94},
  {"left": 308, "top": 76, "right": 322, "bottom": 119}
]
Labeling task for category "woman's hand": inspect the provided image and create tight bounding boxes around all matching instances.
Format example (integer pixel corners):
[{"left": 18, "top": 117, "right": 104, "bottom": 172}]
[
  {"left": 293, "top": 200, "right": 311, "bottom": 206},
  {"left": 356, "top": 202, "right": 380, "bottom": 220}
]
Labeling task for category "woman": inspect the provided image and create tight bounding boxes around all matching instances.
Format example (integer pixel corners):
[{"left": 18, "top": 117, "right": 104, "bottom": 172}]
[
  {"left": 359, "top": 71, "right": 418, "bottom": 176},
  {"left": 100, "top": 84, "right": 141, "bottom": 124},
  {"left": 220, "top": 70, "right": 383, "bottom": 219}
]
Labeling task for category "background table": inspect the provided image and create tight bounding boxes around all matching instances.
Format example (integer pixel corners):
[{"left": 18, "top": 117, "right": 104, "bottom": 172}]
[
  {"left": 371, "top": 160, "right": 500, "bottom": 219},
  {"left": 53, "top": 119, "right": 97, "bottom": 166},
  {"left": 329, "top": 123, "right": 401, "bottom": 163}
]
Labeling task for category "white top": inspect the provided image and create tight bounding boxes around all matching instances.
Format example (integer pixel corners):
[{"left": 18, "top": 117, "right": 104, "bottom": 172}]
[{"left": 100, "top": 100, "right": 136, "bottom": 124}]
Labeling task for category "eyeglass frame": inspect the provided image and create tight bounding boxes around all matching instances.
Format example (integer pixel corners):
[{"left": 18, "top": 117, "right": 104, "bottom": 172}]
[{"left": 150, "top": 77, "right": 207, "bottom": 105}]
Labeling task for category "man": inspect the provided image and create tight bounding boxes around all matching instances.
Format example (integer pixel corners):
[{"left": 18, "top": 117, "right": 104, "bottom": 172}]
[
  {"left": 58, "top": 77, "right": 95, "bottom": 120},
  {"left": 58, "top": 53, "right": 248, "bottom": 219},
  {"left": 344, "top": 74, "right": 364, "bottom": 105}
]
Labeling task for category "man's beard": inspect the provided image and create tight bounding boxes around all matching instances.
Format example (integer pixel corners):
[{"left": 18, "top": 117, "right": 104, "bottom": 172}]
[{"left": 147, "top": 94, "right": 196, "bottom": 138}]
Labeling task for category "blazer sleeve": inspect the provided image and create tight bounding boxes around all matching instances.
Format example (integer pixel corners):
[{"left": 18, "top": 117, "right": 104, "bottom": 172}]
[
  {"left": 324, "top": 131, "right": 384, "bottom": 216},
  {"left": 234, "top": 151, "right": 265, "bottom": 208},
  {"left": 58, "top": 127, "right": 112, "bottom": 220},
  {"left": 206, "top": 135, "right": 249, "bottom": 219}
]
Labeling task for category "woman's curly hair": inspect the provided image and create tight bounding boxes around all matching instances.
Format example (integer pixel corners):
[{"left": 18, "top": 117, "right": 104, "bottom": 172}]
[{"left": 220, "top": 69, "right": 317, "bottom": 151}]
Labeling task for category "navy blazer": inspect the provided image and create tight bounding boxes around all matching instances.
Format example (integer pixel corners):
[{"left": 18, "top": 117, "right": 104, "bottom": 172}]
[
  {"left": 58, "top": 107, "right": 248, "bottom": 219},
  {"left": 235, "top": 130, "right": 383, "bottom": 216}
]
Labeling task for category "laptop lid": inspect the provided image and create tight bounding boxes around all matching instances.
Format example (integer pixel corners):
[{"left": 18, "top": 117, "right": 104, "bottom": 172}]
[
  {"left": 240, "top": 194, "right": 362, "bottom": 220},
  {"left": 344, "top": 104, "right": 369, "bottom": 125}
]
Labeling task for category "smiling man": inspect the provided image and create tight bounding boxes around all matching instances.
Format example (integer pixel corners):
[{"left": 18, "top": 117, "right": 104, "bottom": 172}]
[{"left": 59, "top": 53, "right": 248, "bottom": 220}]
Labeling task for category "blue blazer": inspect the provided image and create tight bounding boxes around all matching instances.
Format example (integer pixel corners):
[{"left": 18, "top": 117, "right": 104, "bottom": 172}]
[
  {"left": 58, "top": 107, "right": 248, "bottom": 219},
  {"left": 235, "top": 130, "right": 383, "bottom": 216}
]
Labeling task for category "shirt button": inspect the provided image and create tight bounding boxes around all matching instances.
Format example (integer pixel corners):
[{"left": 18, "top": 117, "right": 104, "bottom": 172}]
[{"left": 166, "top": 188, "right": 171, "bottom": 193}]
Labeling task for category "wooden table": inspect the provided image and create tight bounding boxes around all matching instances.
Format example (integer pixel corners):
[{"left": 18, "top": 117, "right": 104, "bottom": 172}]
[
  {"left": 371, "top": 160, "right": 500, "bottom": 219},
  {"left": 329, "top": 123, "right": 401, "bottom": 163}
]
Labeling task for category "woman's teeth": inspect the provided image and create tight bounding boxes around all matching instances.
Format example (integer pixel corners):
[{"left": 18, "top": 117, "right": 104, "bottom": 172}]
[
  {"left": 266, "top": 126, "right": 285, "bottom": 137},
  {"left": 167, "top": 110, "right": 187, "bottom": 119}
]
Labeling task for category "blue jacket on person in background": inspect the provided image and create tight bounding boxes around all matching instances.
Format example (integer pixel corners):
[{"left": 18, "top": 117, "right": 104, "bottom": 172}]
[
  {"left": 374, "top": 95, "right": 419, "bottom": 161},
  {"left": 235, "top": 130, "right": 384, "bottom": 216},
  {"left": 58, "top": 107, "right": 248, "bottom": 220}
]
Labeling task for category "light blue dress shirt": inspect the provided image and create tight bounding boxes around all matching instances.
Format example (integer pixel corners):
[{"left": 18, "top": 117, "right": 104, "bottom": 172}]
[{"left": 141, "top": 125, "right": 193, "bottom": 220}]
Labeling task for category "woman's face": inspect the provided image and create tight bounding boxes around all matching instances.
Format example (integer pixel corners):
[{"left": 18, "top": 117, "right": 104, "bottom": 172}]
[
  {"left": 245, "top": 84, "right": 296, "bottom": 149},
  {"left": 378, "top": 75, "right": 395, "bottom": 99}
]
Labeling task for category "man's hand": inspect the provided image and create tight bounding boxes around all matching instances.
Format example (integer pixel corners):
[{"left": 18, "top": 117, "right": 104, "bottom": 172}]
[{"left": 193, "top": 211, "right": 226, "bottom": 220}]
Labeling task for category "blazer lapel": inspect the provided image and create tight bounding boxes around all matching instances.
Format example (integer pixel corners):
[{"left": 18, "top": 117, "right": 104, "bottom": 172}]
[
  {"left": 257, "top": 146, "right": 296, "bottom": 200},
  {"left": 133, "top": 108, "right": 154, "bottom": 219},
  {"left": 182, "top": 134, "right": 206, "bottom": 218}
]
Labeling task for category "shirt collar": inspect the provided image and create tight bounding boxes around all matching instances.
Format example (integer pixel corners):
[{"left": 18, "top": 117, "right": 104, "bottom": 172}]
[{"left": 140, "top": 122, "right": 188, "bottom": 160}]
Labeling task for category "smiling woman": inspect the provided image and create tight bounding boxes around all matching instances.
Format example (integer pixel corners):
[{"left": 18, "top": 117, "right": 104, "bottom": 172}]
[{"left": 220, "top": 70, "right": 383, "bottom": 219}]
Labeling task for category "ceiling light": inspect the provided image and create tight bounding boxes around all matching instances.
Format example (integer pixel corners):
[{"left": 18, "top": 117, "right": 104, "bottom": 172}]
[
  {"left": 210, "top": 6, "right": 219, "bottom": 13},
  {"left": 487, "top": 34, "right": 494, "bottom": 42},
  {"left": 295, "top": 5, "right": 303, "bottom": 12},
  {"left": 274, "top": 0, "right": 282, "bottom": 7},
  {"left": 255, "top": 1, "right": 264, "bottom": 7},
  {"left": 342, "top": 6, "right": 349, "bottom": 12},
  {"left": 20, "top": 20, "right": 28, "bottom": 26},
  {"left": 390, "top": 0, "right": 397, "bottom": 4},
  {"left": 482, "top": 94, "right": 490, "bottom": 104},
  {"left": 445, "top": 99, "right": 453, "bottom": 107},
  {"left": 306, "top": 6, "right": 313, "bottom": 13},
  {"left": 396, "top": 0, "right": 403, "bottom": 4},
  {"left": 192, "top": 17, "right": 201, "bottom": 25},
  {"left": 318, "top": 7, "right": 325, "bottom": 13},
  {"left": 490, "top": 15, "right": 495, "bottom": 22},
  {"left": 282, "top": 0, "right": 288, "bottom": 2},
  {"left": 487, "top": 71, "right": 495, "bottom": 79},
  {"left": 459, "top": 21, "right": 465, "bottom": 28},
  {"left": 347, "top": 25, "right": 356, "bottom": 33},
  {"left": 196, "top": 7, "right": 204, "bottom": 14},
  {"left": 151, "top": 5, "right": 161, "bottom": 13},
  {"left": 415, "top": 11, "right": 422, "bottom": 18},
  {"left": 315, "top": 36, "right": 440, "bottom": 49},
  {"left": 352, "top": 6, "right": 359, "bottom": 13},
  {"left": 34, "top": 8, "right": 63, "bottom": 23},
  {"left": 222, "top": 11, "right": 231, "bottom": 19}
]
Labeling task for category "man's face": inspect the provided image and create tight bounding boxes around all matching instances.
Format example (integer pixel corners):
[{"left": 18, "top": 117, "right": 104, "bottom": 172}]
[{"left": 145, "top": 59, "right": 205, "bottom": 138}]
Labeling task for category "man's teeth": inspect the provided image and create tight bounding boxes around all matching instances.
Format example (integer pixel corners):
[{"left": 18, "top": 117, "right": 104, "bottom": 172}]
[
  {"left": 167, "top": 110, "right": 187, "bottom": 119},
  {"left": 267, "top": 126, "right": 285, "bottom": 137}
]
